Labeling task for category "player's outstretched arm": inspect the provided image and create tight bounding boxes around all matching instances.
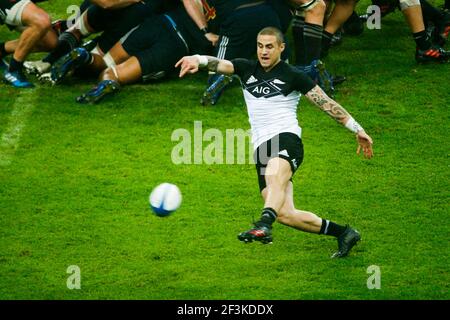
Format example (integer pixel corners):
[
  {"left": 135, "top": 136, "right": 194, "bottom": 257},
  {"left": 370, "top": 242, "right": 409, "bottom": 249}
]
[
  {"left": 175, "top": 55, "right": 235, "bottom": 78},
  {"left": 305, "top": 85, "right": 374, "bottom": 159}
]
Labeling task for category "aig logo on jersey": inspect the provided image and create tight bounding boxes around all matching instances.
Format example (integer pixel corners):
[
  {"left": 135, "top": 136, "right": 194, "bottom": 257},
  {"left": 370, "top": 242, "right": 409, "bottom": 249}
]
[
  {"left": 245, "top": 77, "right": 286, "bottom": 98},
  {"left": 252, "top": 86, "right": 272, "bottom": 95}
]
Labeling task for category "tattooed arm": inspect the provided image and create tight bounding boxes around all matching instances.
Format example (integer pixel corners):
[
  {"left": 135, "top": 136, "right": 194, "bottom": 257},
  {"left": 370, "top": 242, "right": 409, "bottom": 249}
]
[
  {"left": 305, "top": 85, "right": 354, "bottom": 126},
  {"left": 175, "top": 55, "right": 235, "bottom": 77},
  {"left": 305, "top": 85, "right": 374, "bottom": 158}
]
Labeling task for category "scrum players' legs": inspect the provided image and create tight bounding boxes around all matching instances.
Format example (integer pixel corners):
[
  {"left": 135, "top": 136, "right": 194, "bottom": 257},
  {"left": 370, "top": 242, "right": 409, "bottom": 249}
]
[
  {"left": 101, "top": 56, "right": 142, "bottom": 85},
  {"left": 12, "top": 2, "right": 53, "bottom": 63},
  {"left": 48, "top": 0, "right": 157, "bottom": 82},
  {"left": 101, "top": 29, "right": 188, "bottom": 86},
  {"left": 40, "top": 9, "right": 92, "bottom": 68},
  {"left": 402, "top": 1, "right": 426, "bottom": 32},
  {"left": 77, "top": 0, "right": 156, "bottom": 68},
  {"left": 291, "top": 0, "right": 326, "bottom": 65},
  {"left": 78, "top": 42, "right": 131, "bottom": 75},
  {"left": 2, "top": 1, "right": 55, "bottom": 87},
  {"left": 401, "top": 0, "right": 450, "bottom": 62},
  {"left": 4, "top": 26, "right": 58, "bottom": 55},
  {"left": 74, "top": 57, "right": 140, "bottom": 104},
  {"left": 71, "top": 1, "right": 156, "bottom": 75},
  {"left": 76, "top": 20, "right": 188, "bottom": 104},
  {"left": 322, "top": 0, "right": 358, "bottom": 57},
  {"left": 292, "top": 0, "right": 338, "bottom": 97},
  {"left": 50, "top": 5, "right": 157, "bottom": 84}
]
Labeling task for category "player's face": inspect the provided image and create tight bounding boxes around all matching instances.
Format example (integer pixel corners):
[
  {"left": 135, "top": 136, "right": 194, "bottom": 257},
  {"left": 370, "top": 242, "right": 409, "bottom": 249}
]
[{"left": 257, "top": 35, "right": 285, "bottom": 70}]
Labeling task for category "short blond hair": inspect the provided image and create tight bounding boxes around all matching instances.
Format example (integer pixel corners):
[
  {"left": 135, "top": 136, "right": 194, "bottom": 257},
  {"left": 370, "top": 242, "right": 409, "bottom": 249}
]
[{"left": 257, "top": 27, "right": 285, "bottom": 45}]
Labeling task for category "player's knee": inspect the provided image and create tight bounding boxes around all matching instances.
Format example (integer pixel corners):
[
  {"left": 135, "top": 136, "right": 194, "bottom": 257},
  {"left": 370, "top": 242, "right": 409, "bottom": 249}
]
[
  {"left": 33, "top": 12, "right": 52, "bottom": 32},
  {"left": 264, "top": 175, "right": 287, "bottom": 192},
  {"left": 399, "top": 0, "right": 421, "bottom": 11},
  {"left": 309, "top": 0, "right": 326, "bottom": 15},
  {"left": 103, "top": 67, "right": 119, "bottom": 82}
]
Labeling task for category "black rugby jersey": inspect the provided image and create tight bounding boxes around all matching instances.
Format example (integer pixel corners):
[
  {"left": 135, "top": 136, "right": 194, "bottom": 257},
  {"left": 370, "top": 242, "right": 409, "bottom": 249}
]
[{"left": 231, "top": 58, "right": 316, "bottom": 148}]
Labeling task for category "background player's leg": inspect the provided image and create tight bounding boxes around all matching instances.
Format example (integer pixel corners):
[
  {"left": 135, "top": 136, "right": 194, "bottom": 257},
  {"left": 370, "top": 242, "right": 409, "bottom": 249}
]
[
  {"left": 322, "top": 0, "right": 357, "bottom": 57},
  {"left": 74, "top": 42, "right": 132, "bottom": 75},
  {"left": 303, "top": 0, "right": 326, "bottom": 63},
  {"left": 12, "top": 3, "right": 52, "bottom": 63},
  {"left": 101, "top": 56, "right": 142, "bottom": 84},
  {"left": 2, "top": 27, "right": 57, "bottom": 55},
  {"left": 402, "top": 2, "right": 450, "bottom": 62},
  {"left": 3, "top": 2, "right": 53, "bottom": 87},
  {"left": 403, "top": 3, "right": 426, "bottom": 33},
  {"left": 75, "top": 56, "right": 141, "bottom": 104}
]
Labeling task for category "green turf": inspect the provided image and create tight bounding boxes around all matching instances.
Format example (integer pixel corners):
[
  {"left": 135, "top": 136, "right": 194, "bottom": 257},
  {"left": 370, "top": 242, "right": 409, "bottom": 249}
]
[{"left": 0, "top": 1, "right": 449, "bottom": 300}]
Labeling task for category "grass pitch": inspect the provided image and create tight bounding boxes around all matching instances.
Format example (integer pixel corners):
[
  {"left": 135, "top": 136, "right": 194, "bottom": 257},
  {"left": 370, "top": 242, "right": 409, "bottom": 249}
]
[{"left": 0, "top": 1, "right": 449, "bottom": 300}]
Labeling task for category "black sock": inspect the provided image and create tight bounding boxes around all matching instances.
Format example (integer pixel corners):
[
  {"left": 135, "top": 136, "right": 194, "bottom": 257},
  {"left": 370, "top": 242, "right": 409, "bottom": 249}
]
[
  {"left": 9, "top": 58, "right": 23, "bottom": 73},
  {"left": 319, "top": 219, "right": 347, "bottom": 237},
  {"left": 421, "top": 0, "right": 444, "bottom": 25},
  {"left": 303, "top": 22, "right": 323, "bottom": 64},
  {"left": 292, "top": 16, "right": 306, "bottom": 65},
  {"left": 257, "top": 207, "right": 277, "bottom": 228},
  {"left": 0, "top": 42, "right": 7, "bottom": 59},
  {"left": 343, "top": 11, "right": 364, "bottom": 36},
  {"left": 42, "top": 31, "right": 80, "bottom": 64},
  {"left": 413, "top": 30, "right": 431, "bottom": 50},
  {"left": 321, "top": 31, "right": 333, "bottom": 58}
]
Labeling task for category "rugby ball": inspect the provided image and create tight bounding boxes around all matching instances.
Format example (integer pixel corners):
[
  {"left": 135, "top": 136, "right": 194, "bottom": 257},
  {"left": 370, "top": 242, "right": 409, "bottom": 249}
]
[{"left": 149, "top": 183, "right": 182, "bottom": 217}]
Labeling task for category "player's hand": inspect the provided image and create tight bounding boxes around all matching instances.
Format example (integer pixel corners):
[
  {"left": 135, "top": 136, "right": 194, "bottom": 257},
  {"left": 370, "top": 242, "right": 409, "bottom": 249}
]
[
  {"left": 175, "top": 56, "right": 200, "bottom": 78},
  {"left": 204, "top": 33, "right": 219, "bottom": 47},
  {"left": 356, "top": 131, "right": 373, "bottom": 159}
]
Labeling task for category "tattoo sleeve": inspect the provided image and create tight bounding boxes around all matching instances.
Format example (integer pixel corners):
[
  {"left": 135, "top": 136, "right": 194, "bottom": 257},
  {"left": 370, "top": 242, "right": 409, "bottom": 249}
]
[{"left": 305, "top": 86, "right": 351, "bottom": 125}]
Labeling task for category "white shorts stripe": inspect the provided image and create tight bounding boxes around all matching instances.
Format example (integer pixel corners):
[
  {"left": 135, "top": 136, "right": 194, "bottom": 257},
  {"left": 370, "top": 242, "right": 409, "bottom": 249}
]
[
  {"left": 119, "top": 25, "right": 140, "bottom": 44},
  {"left": 324, "top": 220, "right": 330, "bottom": 235}
]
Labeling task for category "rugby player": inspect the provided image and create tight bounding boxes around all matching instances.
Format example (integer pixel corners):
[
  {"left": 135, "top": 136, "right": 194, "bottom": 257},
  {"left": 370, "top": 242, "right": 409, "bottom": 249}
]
[
  {"left": 176, "top": 27, "right": 374, "bottom": 258},
  {"left": 68, "top": 2, "right": 216, "bottom": 103},
  {"left": 195, "top": 0, "right": 286, "bottom": 105},
  {"left": 0, "top": 0, "right": 57, "bottom": 87},
  {"left": 25, "top": 0, "right": 163, "bottom": 78}
]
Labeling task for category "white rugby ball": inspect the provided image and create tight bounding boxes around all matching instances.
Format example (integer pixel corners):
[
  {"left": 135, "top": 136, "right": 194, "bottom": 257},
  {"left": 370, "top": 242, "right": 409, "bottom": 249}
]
[{"left": 149, "top": 183, "right": 182, "bottom": 217}]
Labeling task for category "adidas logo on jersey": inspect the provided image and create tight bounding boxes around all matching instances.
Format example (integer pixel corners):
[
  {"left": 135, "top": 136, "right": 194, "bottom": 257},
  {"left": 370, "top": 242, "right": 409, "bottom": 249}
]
[{"left": 246, "top": 75, "right": 258, "bottom": 84}]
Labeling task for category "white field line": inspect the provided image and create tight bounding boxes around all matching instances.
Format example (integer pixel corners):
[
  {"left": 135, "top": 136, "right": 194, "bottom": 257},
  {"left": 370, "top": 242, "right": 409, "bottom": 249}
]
[{"left": 0, "top": 90, "right": 36, "bottom": 166}]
